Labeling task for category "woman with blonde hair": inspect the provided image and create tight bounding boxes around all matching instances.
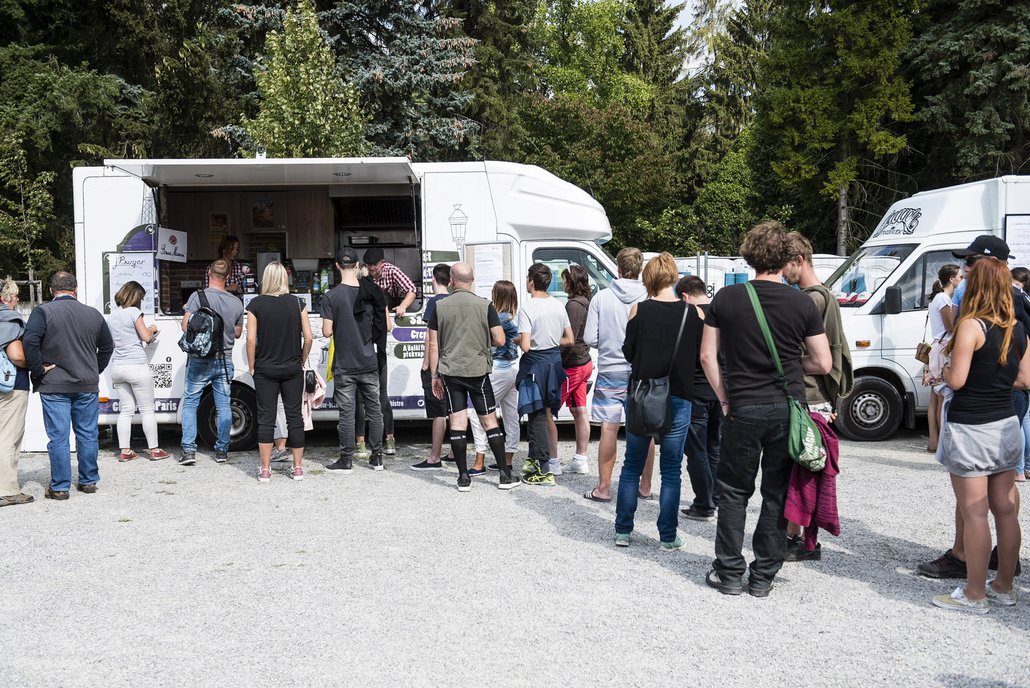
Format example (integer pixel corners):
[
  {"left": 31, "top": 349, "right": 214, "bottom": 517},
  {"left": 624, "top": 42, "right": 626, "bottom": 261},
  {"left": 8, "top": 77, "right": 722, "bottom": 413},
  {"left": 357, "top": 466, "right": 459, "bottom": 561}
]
[
  {"left": 470, "top": 280, "right": 522, "bottom": 473},
  {"left": 107, "top": 280, "right": 168, "bottom": 460},
  {"left": 615, "top": 252, "right": 701, "bottom": 550},
  {"left": 932, "top": 258, "right": 1029, "bottom": 613},
  {"left": 246, "top": 262, "right": 313, "bottom": 482},
  {"left": 0, "top": 278, "right": 33, "bottom": 505}
]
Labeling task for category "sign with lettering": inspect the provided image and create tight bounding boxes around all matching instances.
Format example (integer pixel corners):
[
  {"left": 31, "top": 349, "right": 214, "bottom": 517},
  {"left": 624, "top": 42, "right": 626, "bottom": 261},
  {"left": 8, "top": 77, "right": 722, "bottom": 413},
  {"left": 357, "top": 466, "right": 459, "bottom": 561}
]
[
  {"left": 105, "top": 252, "right": 156, "bottom": 314},
  {"left": 871, "top": 207, "right": 922, "bottom": 239},
  {"left": 157, "top": 227, "right": 187, "bottom": 263}
]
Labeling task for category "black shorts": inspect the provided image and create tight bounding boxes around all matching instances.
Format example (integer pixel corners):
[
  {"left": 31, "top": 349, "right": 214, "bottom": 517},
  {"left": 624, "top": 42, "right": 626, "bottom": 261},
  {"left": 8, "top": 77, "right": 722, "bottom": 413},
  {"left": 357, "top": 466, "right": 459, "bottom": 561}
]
[
  {"left": 441, "top": 375, "right": 496, "bottom": 417},
  {"left": 421, "top": 368, "right": 449, "bottom": 419}
]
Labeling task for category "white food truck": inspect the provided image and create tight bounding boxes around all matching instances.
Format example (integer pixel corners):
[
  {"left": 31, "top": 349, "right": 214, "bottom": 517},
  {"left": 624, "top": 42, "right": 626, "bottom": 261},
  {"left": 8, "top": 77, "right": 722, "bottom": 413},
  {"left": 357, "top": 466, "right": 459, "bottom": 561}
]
[
  {"left": 826, "top": 175, "right": 1030, "bottom": 441},
  {"left": 46, "top": 157, "right": 618, "bottom": 452}
]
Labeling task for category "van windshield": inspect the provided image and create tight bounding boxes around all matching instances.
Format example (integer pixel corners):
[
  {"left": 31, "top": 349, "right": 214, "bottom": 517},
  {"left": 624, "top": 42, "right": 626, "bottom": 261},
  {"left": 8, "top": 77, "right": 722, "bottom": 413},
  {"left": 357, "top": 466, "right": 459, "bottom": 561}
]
[{"left": 826, "top": 244, "right": 916, "bottom": 307}]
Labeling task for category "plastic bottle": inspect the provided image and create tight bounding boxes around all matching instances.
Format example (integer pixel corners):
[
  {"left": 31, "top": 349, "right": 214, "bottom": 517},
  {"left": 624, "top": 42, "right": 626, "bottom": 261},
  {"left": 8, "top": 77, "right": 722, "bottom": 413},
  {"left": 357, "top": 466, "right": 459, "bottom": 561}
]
[{"left": 321, "top": 268, "right": 329, "bottom": 292}]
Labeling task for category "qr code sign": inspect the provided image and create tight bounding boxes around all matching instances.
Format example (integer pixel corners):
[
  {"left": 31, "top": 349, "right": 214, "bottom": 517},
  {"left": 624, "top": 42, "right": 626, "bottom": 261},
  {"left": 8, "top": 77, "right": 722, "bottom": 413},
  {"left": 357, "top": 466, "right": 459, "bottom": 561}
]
[{"left": 151, "top": 363, "right": 173, "bottom": 389}]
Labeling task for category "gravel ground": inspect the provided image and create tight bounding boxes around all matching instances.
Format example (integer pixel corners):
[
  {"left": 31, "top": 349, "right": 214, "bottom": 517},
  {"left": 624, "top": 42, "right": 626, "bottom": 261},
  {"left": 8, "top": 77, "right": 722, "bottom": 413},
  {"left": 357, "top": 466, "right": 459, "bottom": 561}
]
[{"left": 1, "top": 423, "right": 1028, "bottom": 688}]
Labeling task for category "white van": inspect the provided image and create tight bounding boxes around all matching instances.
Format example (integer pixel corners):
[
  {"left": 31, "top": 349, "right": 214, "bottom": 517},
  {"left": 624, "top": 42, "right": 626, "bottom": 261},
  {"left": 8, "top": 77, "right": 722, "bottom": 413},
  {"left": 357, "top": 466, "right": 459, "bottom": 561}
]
[
  {"left": 55, "top": 157, "right": 618, "bottom": 452},
  {"left": 826, "top": 175, "right": 1030, "bottom": 441}
]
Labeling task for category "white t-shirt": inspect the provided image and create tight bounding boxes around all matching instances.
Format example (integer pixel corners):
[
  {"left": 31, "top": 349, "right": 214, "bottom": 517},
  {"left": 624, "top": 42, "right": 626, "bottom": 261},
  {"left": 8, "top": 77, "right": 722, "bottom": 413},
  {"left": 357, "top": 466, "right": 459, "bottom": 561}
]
[
  {"left": 928, "top": 292, "right": 952, "bottom": 341},
  {"left": 517, "top": 295, "right": 571, "bottom": 350}
]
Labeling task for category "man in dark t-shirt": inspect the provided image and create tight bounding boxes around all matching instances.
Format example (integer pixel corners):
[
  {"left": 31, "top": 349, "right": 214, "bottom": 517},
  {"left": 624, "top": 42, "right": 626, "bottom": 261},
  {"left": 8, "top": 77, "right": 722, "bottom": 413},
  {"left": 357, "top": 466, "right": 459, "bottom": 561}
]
[
  {"left": 701, "top": 221, "right": 831, "bottom": 597},
  {"left": 427, "top": 262, "right": 518, "bottom": 492},
  {"left": 321, "top": 247, "right": 383, "bottom": 472}
]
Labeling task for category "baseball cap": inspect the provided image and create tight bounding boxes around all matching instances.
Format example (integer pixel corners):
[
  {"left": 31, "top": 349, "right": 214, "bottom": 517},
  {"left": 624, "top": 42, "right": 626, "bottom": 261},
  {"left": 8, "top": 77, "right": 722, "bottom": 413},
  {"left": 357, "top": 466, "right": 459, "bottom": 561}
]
[
  {"left": 363, "top": 247, "right": 385, "bottom": 265},
  {"left": 337, "top": 247, "right": 359, "bottom": 265},
  {"left": 952, "top": 235, "right": 1012, "bottom": 261}
]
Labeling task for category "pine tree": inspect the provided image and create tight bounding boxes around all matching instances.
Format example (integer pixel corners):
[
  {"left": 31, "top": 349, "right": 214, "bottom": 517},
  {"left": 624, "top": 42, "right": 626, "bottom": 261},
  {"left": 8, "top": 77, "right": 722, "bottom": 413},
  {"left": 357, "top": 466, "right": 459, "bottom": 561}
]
[
  {"left": 906, "top": 0, "right": 1030, "bottom": 182},
  {"left": 754, "top": 0, "right": 918, "bottom": 254},
  {"left": 242, "top": 0, "right": 368, "bottom": 158}
]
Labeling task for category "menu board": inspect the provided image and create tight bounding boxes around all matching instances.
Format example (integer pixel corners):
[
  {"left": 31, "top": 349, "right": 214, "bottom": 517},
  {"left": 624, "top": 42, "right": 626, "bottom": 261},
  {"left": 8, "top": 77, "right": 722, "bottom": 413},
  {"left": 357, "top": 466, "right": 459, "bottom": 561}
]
[
  {"left": 466, "top": 242, "right": 511, "bottom": 299},
  {"left": 105, "top": 252, "right": 156, "bottom": 314},
  {"left": 1004, "top": 215, "right": 1030, "bottom": 268}
]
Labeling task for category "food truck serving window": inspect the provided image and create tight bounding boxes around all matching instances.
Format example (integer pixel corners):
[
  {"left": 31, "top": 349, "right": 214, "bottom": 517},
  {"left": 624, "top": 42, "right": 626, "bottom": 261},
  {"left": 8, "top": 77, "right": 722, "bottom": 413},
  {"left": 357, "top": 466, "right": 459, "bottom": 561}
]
[{"left": 826, "top": 244, "right": 915, "bottom": 307}]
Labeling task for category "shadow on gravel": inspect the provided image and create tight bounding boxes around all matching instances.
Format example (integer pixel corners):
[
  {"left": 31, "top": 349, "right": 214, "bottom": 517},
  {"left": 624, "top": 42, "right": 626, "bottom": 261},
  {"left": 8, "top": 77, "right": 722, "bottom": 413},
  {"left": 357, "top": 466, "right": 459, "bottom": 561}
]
[
  {"left": 815, "top": 516, "right": 1029, "bottom": 633},
  {"left": 852, "top": 454, "right": 945, "bottom": 473},
  {"left": 936, "top": 675, "right": 1026, "bottom": 688}
]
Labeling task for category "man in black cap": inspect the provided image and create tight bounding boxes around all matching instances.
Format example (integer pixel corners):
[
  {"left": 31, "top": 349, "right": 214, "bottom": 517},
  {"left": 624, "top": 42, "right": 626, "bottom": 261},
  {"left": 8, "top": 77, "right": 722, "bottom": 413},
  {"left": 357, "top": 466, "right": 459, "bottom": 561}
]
[
  {"left": 322, "top": 247, "right": 384, "bottom": 472},
  {"left": 363, "top": 247, "right": 417, "bottom": 317},
  {"left": 917, "top": 234, "right": 1025, "bottom": 579}
]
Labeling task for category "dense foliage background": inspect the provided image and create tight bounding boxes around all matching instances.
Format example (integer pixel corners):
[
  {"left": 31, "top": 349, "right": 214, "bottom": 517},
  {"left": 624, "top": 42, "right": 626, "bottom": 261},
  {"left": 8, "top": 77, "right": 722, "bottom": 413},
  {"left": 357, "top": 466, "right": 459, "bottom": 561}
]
[{"left": 0, "top": 0, "right": 1026, "bottom": 280}]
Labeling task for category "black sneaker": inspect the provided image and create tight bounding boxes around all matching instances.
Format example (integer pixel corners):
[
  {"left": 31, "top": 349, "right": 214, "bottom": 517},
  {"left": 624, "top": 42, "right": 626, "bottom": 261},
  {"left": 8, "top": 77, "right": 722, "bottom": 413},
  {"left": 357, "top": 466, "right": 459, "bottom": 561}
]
[
  {"left": 784, "top": 536, "right": 822, "bottom": 562},
  {"left": 917, "top": 549, "right": 967, "bottom": 579},
  {"left": 411, "top": 459, "right": 443, "bottom": 471},
  {"left": 705, "top": 568, "right": 743, "bottom": 596},
  {"left": 748, "top": 578, "right": 774, "bottom": 598},
  {"left": 989, "top": 545, "right": 1023, "bottom": 576},
  {"left": 214, "top": 451, "right": 228, "bottom": 464},
  {"left": 457, "top": 473, "right": 472, "bottom": 492},
  {"left": 487, "top": 463, "right": 501, "bottom": 471},
  {"left": 178, "top": 452, "right": 196, "bottom": 466},
  {"left": 498, "top": 469, "right": 520, "bottom": 490},
  {"left": 326, "top": 456, "right": 353, "bottom": 472},
  {"left": 442, "top": 454, "right": 456, "bottom": 463},
  {"left": 370, "top": 454, "right": 384, "bottom": 471},
  {"left": 681, "top": 506, "right": 715, "bottom": 522}
]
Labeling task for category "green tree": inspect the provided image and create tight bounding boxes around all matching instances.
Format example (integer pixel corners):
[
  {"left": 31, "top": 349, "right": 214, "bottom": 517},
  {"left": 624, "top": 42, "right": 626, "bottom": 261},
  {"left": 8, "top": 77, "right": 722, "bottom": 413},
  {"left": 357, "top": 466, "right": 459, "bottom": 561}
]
[
  {"left": 242, "top": 0, "right": 367, "bottom": 158},
  {"left": 321, "top": 1, "right": 479, "bottom": 159},
  {"left": 755, "top": 0, "right": 918, "bottom": 254},
  {"left": 906, "top": 0, "right": 1030, "bottom": 183},
  {"left": 0, "top": 139, "right": 58, "bottom": 282}
]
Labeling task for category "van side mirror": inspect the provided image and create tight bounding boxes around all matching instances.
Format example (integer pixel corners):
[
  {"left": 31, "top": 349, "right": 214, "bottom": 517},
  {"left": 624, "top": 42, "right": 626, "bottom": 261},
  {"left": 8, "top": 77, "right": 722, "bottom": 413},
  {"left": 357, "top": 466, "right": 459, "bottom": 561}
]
[{"left": 884, "top": 286, "right": 903, "bottom": 315}]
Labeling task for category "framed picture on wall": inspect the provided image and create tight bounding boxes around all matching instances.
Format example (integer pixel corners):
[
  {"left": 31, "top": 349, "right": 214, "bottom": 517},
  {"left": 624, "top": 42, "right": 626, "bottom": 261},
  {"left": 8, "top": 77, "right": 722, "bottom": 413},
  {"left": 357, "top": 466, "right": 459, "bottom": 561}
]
[{"left": 252, "top": 200, "right": 275, "bottom": 228}]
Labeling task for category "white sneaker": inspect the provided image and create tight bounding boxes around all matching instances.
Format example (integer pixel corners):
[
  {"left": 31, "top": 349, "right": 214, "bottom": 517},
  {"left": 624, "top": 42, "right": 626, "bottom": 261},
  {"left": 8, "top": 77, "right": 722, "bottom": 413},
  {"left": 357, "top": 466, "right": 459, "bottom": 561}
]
[
  {"left": 567, "top": 455, "right": 590, "bottom": 474},
  {"left": 932, "top": 587, "right": 989, "bottom": 614},
  {"left": 986, "top": 579, "right": 1017, "bottom": 606},
  {"left": 547, "top": 459, "right": 562, "bottom": 476}
]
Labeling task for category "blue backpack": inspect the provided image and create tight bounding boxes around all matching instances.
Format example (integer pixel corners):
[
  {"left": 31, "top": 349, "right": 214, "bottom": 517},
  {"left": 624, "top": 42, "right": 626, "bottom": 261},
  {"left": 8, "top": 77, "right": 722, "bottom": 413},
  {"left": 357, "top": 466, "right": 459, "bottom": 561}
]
[
  {"left": 0, "top": 348, "right": 16, "bottom": 393},
  {"left": 178, "top": 289, "right": 224, "bottom": 359}
]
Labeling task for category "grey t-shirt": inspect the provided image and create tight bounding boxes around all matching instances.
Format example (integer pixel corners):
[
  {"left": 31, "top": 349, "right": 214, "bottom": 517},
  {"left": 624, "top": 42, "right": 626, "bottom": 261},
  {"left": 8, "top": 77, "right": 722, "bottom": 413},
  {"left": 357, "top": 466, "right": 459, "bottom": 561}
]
[
  {"left": 108, "top": 306, "right": 148, "bottom": 365},
  {"left": 517, "top": 295, "right": 571, "bottom": 350},
  {"left": 184, "top": 288, "right": 245, "bottom": 353},
  {"left": 321, "top": 284, "right": 377, "bottom": 375}
]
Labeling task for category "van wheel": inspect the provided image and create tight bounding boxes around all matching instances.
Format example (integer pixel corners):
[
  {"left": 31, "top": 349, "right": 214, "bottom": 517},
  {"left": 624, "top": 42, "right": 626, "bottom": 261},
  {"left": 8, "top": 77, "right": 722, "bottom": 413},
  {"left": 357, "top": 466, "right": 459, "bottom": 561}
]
[
  {"left": 834, "top": 376, "right": 903, "bottom": 442},
  {"left": 197, "top": 384, "right": 258, "bottom": 451}
]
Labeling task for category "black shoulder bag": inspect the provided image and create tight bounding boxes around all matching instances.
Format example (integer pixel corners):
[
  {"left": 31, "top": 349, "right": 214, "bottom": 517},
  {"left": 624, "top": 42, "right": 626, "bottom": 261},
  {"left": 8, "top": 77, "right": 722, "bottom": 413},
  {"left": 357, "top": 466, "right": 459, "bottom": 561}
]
[{"left": 626, "top": 304, "right": 690, "bottom": 437}]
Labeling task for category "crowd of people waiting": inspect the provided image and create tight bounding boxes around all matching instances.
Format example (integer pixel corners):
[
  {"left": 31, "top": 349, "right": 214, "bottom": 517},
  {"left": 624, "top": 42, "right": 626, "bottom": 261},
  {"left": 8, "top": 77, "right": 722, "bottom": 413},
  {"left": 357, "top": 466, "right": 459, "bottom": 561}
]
[{"left": 0, "top": 222, "right": 1024, "bottom": 610}]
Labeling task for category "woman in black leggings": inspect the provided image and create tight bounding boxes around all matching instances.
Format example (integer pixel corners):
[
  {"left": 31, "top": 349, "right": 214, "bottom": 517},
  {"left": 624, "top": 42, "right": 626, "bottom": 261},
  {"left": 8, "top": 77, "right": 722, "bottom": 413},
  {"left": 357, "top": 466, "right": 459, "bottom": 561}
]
[{"left": 246, "top": 262, "right": 313, "bottom": 482}]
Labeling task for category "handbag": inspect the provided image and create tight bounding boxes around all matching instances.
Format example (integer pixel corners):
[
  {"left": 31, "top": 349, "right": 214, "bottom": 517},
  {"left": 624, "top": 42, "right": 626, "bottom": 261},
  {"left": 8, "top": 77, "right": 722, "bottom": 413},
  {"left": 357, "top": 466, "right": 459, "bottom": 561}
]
[
  {"left": 744, "top": 282, "right": 827, "bottom": 472},
  {"left": 625, "top": 304, "right": 690, "bottom": 437},
  {"left": 914, "top": 308, "right": 932, "bottom": 364}
]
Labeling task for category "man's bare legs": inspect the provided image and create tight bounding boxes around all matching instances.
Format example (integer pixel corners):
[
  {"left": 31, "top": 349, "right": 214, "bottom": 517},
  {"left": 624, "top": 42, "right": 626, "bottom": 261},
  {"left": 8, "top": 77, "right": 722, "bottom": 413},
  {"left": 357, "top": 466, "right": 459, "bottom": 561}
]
[{"left": 589, "top": 423, "right": 654, "bottom": 500}]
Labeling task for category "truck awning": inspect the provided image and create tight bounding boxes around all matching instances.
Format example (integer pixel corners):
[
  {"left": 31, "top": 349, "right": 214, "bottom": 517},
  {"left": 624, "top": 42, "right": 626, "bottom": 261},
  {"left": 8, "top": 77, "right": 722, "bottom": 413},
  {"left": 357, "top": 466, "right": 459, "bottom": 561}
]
[{"left": 104, "top": 158, "right": 417, "bottom": 187}]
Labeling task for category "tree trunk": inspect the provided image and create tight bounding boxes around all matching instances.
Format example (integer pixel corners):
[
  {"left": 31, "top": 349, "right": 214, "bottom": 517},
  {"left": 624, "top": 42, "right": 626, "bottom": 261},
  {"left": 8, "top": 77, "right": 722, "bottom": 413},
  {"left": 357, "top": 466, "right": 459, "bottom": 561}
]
[{"left": 836, "top": 183, "right": 848, "bottom": 256}]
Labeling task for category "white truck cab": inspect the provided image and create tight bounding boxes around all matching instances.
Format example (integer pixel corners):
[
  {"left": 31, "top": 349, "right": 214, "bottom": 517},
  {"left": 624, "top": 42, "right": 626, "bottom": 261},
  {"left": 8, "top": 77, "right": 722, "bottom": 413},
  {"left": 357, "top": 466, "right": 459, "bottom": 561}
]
[{"left": 828, "top": 175, "right": 1030, "bottom": 441}]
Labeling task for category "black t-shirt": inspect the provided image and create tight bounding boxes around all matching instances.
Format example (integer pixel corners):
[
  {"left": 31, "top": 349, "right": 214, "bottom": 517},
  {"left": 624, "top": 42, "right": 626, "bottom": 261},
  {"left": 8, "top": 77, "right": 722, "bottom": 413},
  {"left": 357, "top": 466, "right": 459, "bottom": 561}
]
[
  {"left": 706, "top": 280, "right": 824, "bottom": 406},
  {"left": 321, "top": 284, "right": 377, "bottom": 375},
  {"left": 359, "top": 277, "right": 388, "bottom": 342},
  {"left": 622, "top": 299, "right": 700, "bottom": 399},
  {"left": 692, "top": 304, "right": 717, "bottom": 401},
  {"left": 246, "top": 294, "right": 303, "bottom": 376},
  {"left": 949, "top": 321, "right": 1027, "bottom": 425}
]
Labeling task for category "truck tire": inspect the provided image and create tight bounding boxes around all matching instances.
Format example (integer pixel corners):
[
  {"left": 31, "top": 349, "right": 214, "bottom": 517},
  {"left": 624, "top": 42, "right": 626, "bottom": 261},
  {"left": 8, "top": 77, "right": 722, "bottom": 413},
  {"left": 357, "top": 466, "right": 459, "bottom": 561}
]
[
  {"left": 834, "top": 376, "right": 903, "bottom": 442},
  {"left": 197, "top": 384, "right": 258, "bottom": 451}
]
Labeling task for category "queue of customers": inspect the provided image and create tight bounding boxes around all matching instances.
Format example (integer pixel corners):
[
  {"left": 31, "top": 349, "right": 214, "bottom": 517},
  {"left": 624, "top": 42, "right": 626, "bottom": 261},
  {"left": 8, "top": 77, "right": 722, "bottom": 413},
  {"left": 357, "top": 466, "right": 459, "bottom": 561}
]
[{"left": 0, "top": 223, "right": 1023, "bottom": 611}]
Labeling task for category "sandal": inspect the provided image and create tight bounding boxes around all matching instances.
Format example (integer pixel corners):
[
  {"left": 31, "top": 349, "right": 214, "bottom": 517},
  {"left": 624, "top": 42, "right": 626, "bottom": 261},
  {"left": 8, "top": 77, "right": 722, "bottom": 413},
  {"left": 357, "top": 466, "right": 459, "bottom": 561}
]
[
  {"left": 583, "top": 489, "right": 612, "bottom": 503},
  {"left": 118, "top": 450, "right": 138, "bottom": 462},
  {"left": 147, "top": 449, "right": 171, "bottom": 461}
]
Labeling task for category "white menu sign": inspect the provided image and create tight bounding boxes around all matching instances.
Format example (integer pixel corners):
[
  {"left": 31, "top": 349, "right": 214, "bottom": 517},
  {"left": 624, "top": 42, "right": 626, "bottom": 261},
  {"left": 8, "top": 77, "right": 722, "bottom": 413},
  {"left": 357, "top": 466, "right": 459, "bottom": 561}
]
[
  {"left": 107, "top": 253, "right": 156, "bottom": 314},
  {"left": 1005, "top": 215, "right": 1030, "bottom": 267},
  {"left": 157, "top": 226, "right": 187, "bottom": 263}
]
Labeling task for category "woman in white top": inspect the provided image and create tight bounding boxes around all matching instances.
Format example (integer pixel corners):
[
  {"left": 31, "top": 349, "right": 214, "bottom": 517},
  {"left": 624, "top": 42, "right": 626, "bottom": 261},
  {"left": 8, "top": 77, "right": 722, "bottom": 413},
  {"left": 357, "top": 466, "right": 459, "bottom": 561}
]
[
  {"left": 924, "top": 264, "right": 962, "bottom": 452},
  {"left": 108, "top": 281, "right": 168, "bottom": 461}
]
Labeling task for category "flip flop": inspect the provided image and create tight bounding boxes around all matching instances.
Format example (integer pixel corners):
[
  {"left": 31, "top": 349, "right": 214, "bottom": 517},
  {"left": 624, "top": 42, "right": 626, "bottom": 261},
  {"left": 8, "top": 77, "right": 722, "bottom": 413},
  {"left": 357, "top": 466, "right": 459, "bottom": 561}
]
[{"left": 583, "top": 489, "right": 612, "bottom": 503}]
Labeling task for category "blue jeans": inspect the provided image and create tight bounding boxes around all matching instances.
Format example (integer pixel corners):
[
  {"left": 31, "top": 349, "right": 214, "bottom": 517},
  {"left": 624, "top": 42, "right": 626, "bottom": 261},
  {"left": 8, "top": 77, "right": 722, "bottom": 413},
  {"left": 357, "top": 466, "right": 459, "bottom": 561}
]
[
  {"left": 1020, "top": 403, "right": 1030, "bottom": 475},
  {"left": 616, "top": 395, "right": 692, "bottom": 542},
  {"left": 684, "top": 398, "right": 723, "bottom": 513},
  {"left": 713, "top": 402, "right": 791, "bottom": 586},
  {"left": 41, "top": 392, "right": 100, "bottom": 492},
  {"left": 180, "top": 357, "right": 234, "bottom": 453}
]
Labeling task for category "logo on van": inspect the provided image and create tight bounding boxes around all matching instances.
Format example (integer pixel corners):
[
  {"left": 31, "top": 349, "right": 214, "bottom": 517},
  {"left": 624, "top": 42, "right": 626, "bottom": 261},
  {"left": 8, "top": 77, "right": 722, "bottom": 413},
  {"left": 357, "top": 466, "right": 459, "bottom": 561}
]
[{"left": 872, "top": 207, "right": 922, "bottom": 238}]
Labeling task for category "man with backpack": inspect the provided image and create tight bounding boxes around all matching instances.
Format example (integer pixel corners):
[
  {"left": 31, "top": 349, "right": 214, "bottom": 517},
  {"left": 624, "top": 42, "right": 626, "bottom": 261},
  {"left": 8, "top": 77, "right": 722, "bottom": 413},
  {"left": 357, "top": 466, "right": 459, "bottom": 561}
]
[{"left": 179, "top": 259, "right": 245, "bottom": 466}]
